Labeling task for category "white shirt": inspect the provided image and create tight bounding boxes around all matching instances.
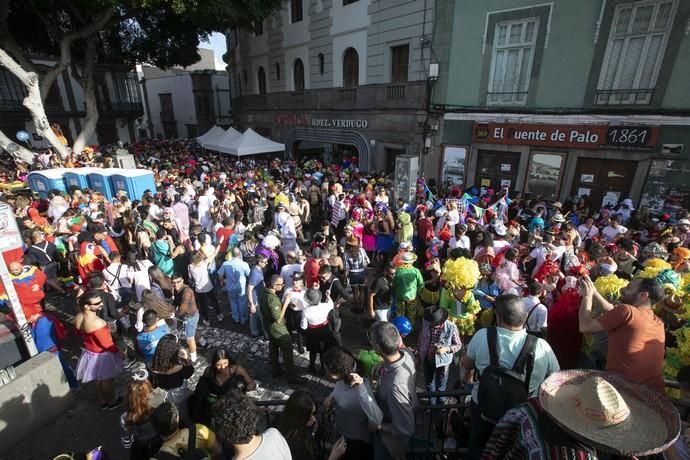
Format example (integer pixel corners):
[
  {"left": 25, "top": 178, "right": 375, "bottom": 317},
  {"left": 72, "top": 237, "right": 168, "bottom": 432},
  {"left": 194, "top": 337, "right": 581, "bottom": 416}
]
[
  {"left": 103, "top": 262, "right": 132, "bottom": 300},
  {"left": 282, "top": 288, "right": 306, "bottom": 312},
  {"left": 301, "top": 299, "right": 334, "bottom": 329},
  {"left": 449, "top": 235, "right": 471, "bottom": 251},
  {"left": 128, "top": 260, "right": 153, "bottom": 301},
  {"left": 188, "top": 262, "right": 213, "bottom": 293},
  {"left": 280, "top": 263, "right": 304, "bottom": 290},
  {"left": 602, "top": 225, "right": 627, "bottom": 241},
  {"left": 523, "top": 296, "right": 547, "bottom": 332},
  {"left": 577, "top": 224, "right": 599, "bottom": 242}
]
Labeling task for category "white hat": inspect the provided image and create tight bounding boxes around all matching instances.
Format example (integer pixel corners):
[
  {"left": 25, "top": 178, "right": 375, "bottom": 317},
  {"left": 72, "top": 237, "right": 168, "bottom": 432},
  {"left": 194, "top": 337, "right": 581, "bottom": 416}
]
[
  {"left": 620, "top": 198, "right": 635, "bottom": 210},
  {"left": 493, "top": 224, "right": 507, "bottom": 236},
  {"left": 678, "top": 219, "right": 690, "bottom": 226}
]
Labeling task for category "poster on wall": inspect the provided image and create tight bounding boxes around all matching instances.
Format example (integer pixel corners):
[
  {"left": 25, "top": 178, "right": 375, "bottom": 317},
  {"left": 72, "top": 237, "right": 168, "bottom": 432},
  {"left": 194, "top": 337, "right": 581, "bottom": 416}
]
[
  {"left": 442, "top": 147, "right": 466, "bottom": 186},
  {"left": 602, "top": 191, "right": 620, "bottom": 209},
  {"left": 640, "top": 159, "right": 690, "bottom": 215},
  {"left": 577, "top": 187, "right": 592, "bottom": 199},
  {"left": 394, "top": 155, "right": 419, "bottom": 206}
]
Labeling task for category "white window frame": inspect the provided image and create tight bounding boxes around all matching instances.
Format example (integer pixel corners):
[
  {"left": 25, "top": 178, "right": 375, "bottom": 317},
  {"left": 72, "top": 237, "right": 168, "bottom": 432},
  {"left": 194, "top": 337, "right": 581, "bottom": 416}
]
[
  {"left": 487, "top": 17, "right": 539, "bottom": 106},
  {"left": 595, "top": 0, "right": 677, "bottom": 105}
]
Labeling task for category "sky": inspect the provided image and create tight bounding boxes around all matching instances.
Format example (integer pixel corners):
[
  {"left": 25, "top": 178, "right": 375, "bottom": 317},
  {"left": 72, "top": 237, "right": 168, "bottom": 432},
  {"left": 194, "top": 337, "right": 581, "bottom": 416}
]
[{"left": 201, "top": 32, "right": 228, "bottom": 70}]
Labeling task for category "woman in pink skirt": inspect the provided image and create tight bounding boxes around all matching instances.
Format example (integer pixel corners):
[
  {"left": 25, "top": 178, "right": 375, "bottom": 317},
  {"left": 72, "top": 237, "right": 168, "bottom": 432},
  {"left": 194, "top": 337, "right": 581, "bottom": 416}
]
[{"left": 75, "top": 289, "right": 123, "bottom": 409}]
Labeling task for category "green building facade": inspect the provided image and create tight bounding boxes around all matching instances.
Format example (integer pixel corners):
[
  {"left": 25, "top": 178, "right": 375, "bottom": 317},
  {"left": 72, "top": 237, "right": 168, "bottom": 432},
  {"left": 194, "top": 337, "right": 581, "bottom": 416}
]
[{"left": 428, "top": 0, "right": 690, "bottom": 213}]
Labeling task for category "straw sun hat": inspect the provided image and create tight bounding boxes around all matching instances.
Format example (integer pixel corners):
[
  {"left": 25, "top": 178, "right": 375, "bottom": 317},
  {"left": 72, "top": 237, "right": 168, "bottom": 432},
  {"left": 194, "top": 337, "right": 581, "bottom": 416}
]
[{"left": 539, "top": 370, "right": 680, "bottom": 456}]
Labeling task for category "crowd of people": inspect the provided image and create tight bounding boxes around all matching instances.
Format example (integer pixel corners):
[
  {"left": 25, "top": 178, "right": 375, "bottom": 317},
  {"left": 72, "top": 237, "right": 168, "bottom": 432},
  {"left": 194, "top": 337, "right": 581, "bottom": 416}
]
[{"left": 2, "top": 137, "right": 690, "bottom": 459}]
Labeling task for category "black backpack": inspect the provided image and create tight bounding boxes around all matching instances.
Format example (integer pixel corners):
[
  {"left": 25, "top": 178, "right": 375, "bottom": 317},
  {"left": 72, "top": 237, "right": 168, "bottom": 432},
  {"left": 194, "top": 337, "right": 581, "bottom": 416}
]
[
  {"left": 477, "top": 327, "right": 537, "bottom": 424},
  {"left": 153, "top": 424, "right": 210, "bottom": 460}
]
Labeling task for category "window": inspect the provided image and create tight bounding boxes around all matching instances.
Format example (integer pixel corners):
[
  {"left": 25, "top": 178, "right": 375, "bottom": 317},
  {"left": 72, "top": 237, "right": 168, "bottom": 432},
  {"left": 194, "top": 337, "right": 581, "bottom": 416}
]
[
  {"left": 275, "top": 63, "right": 281, "bottom": 80},
  {"left": 159, "top": 93, "right": 173, "bottom": 114},
  {"left": 257, "top": 67, "right": 267, "bottom": 95},
  {"left": 318, "top": 53, "right": 325, "bottom": 75},
  {"left": 343, "top": 0, "right": 359, "bottom": 5},
  {"left": 0, "top": 68, "right": 26, "bottom": 107},
  {"left": 254, "top": 20, "right": 263, "bottom": 36},
  {"left": 291, "top": 0, "right": 303, "bottom": 23},
  {"left": 293, "top": 59, "right": 305, "bottom": 91},
  {"left": 242, "top": 70, "right": 248, "bottom": 85},
  {"left": 595, "top": 0, "right": 675, "bottom": 105},
  {"left": 487, "top": 18, "right": 538, "bottom": 105},
  {"left": 343, "top": 48, "right": 359, "bottom": 87},
  {"left": 525, "top": 153, "right": 564, "bottom": 200},
  {"left": 391, "top": 45, "right": 409, "bottom": 83}
]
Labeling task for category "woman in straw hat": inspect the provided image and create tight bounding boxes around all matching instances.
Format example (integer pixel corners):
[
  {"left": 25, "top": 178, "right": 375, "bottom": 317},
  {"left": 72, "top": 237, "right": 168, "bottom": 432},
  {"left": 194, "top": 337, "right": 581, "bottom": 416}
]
[{"left": 482, "top": 369, "right": 680, "bottom": 459}]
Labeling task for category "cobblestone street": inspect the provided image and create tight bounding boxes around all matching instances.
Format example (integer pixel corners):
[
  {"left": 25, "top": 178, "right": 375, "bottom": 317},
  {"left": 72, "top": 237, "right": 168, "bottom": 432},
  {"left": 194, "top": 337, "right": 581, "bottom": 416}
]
[{"left": 3, "top": 292, "right": 375, "bottom": 459}]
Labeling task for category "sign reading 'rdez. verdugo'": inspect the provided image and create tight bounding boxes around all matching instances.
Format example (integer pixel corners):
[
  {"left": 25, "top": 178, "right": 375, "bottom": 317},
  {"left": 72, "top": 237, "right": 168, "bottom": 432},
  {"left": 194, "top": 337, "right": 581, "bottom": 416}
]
[{"left": 472, "top": 122, "right": 658, "bottom": 150}]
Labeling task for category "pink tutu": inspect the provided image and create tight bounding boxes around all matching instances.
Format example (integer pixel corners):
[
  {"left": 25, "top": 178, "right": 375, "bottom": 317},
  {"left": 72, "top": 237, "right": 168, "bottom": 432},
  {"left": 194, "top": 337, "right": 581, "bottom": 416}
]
[{"left": 76, "top": 349, "right": 122, "bottom": 383}]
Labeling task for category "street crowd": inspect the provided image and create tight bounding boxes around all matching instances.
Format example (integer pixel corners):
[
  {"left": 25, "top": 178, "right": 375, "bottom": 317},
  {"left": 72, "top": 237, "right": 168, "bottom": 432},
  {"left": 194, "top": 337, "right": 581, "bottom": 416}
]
[{"left": 2, "top": 138, "right": 690, "bottom": 460}]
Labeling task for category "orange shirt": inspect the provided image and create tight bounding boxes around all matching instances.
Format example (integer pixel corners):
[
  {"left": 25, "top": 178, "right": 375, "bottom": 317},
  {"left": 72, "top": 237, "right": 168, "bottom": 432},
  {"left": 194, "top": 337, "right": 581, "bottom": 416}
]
[{"left": 598, "top": 304, "right": 665, "bottom": 393}]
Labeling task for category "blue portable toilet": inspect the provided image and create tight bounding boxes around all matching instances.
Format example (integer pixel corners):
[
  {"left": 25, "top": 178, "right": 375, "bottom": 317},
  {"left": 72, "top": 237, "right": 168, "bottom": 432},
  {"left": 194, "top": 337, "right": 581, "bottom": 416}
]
[
  {"left": 110, "top": 169, "right": 156, "bottom": 201},
  {"left": 87, "top": 169, "right": 120, "bottom": 201},
  {"left": 64, "top": 167, "right": 98, "bottom": 191},
  {"left": 27, "top": 168, "right": 68, "bottom": 198}
]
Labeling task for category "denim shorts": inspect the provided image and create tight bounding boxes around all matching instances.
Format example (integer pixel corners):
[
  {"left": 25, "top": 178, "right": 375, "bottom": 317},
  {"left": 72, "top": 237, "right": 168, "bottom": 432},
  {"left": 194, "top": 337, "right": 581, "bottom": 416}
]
[
  {"left": 183, "top": 311, "right": 199, "bottom": 339},
  {"left": 348, "top": 271, "right": 366, "bottom": 286}
]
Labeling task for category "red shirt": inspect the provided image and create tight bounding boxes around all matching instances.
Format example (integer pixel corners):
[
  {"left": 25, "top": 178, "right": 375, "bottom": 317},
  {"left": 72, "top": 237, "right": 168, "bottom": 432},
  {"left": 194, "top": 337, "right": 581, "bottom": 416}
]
[
  {"left": 216, "top": 227, "right": 234, "bottom": 254},
  {"left": 304, "top": 258, "right": 320, "bottom": 288}
]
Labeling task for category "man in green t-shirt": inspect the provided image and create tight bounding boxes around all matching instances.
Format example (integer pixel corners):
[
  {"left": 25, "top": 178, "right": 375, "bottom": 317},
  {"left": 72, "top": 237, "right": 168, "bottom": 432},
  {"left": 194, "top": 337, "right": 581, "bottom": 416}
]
[
  {"left": 392, "top": 253, "right": 424, "bottom": 323},
  {"left": 260, "top": 274, "right": 302, "bottom": 384}
]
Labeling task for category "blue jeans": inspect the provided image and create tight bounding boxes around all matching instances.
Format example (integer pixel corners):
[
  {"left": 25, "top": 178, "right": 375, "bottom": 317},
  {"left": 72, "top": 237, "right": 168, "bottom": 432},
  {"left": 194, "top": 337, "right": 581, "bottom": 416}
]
[
  {"left": 423, "top": 358, "right": 449, "bottom": 403},
  {"left": 183, "top": 311, "right": 199, "bottom": 339},
  {"left": 250, "top": 305, "right": 264, "bottom": 337},
  {"left": 227, "top": 290, "right": 248, "bottom": 323}
]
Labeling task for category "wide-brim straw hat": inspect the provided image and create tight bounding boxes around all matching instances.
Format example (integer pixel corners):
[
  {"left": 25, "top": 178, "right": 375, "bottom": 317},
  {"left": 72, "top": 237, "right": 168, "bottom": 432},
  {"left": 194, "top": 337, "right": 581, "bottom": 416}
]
[
  {"left": 401, "top": 252, "right": 417, "bottom": 264},
  {"left": 539, "top": 370, "right": 680, "bottom": 456}
]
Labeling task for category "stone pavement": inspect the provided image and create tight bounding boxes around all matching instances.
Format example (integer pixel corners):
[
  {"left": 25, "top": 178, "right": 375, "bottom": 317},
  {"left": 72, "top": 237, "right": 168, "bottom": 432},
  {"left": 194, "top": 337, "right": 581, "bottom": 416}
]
[{"left": 2, "top": 292, "right": 375, "bottom": 459}]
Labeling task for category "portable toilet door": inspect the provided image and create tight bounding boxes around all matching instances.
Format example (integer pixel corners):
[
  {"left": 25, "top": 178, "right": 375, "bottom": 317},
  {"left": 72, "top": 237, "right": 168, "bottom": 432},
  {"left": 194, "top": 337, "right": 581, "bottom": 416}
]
[
  {"left": 87, "top": 169, "right": 119, "bottom": 200},
  {"left": 63, "top": 167, "right": 97, "bottom": 191},
  {"left": 27, "top": 169, "right": 68, "bottom": 198},
  {"left": 110, "top": 170, "right": 156, "bottom": 201}
]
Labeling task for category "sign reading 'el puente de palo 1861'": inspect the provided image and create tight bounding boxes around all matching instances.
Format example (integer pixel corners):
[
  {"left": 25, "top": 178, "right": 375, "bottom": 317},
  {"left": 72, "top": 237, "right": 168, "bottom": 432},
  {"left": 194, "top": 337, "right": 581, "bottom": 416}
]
[{"left": 472, "top": 122, "right": 659, "bottom": 151}]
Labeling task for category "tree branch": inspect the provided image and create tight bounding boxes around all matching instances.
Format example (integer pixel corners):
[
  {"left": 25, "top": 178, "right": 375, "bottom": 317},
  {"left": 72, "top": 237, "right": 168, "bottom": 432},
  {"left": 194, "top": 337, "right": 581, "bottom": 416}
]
[
  {"left": 72, "top": 39, "right": 98, "bottom": 156},
  {"left": 40, "top": 5, "right": 117, "bottom": 100},
  {"left": 0, "top": 48, "right": 69, "bottom": 159},
  {"left": 0, "top": 128, "right": 35, "bottom": 164}
]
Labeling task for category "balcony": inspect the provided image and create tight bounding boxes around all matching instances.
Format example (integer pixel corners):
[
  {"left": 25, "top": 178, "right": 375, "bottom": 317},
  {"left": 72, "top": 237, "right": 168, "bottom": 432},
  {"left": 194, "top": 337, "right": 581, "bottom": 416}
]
[
  {"left": 235, "top": 81, "right": 426, "bottom": 112},
  {"left": 594, "top": 88, "right": 654, "bottom": 106},
  {"left": 110, "top": 101, "right": 144, "bottom": 115}
]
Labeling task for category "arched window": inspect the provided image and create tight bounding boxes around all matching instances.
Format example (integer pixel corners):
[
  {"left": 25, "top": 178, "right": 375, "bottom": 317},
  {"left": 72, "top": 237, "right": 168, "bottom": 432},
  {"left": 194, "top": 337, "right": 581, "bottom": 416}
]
[
  {"left": 318, "top": 53, "right": 325, "bottom": 75},
  {"left": 257, "top": 67, "right": 267, "bottom": 95},
  {"left": 275, "top": 62, "right": 281, "bottom": 81},
  {"left": 343, "top": 48, "right": 359, "bottom": 87},
  {"left": 293, "top": 59, "right": 305, "bottom": 91}
]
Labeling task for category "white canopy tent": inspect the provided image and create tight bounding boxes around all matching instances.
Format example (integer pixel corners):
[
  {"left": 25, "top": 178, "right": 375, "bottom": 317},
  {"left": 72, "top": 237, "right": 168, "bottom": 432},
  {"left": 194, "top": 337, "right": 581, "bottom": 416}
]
[
  {"left": 227, "top": 128, "right": 285, "bottom": 157},
  {"left": 196, "top": 126, "right": 225, "bottom": 146},
  {"left": 205, "top": 127, "right": 242, "bottom": 153}
]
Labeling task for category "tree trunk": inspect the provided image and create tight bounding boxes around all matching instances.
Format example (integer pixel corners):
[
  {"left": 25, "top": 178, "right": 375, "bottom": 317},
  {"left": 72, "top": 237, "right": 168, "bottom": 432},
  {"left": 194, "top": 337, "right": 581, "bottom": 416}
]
[
  {"left": 72, "top": 40, "right": 98, "bottom": 156},
  {"left": 0, "top": 48, "right": 70, "bottom": 159},
  {"left": 0, "top": 128, "right": 35, "bottom": 164}
]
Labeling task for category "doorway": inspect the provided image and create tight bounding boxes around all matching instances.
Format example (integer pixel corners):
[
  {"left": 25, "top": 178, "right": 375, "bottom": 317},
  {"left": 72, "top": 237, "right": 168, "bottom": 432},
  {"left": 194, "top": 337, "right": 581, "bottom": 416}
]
[
  {"left": 385, "top": 147, "right": 406, "bottom": 173},
  {"left": 571, "top": 158, "right": 637, "bottom": 210},
  {"left": 475, "top": 150, "right": 520, "bottom": 191}
]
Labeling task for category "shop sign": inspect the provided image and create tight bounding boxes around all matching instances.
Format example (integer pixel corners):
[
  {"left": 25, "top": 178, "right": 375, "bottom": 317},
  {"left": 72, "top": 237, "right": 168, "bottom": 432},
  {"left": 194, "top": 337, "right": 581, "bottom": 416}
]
[
  {"left": 274, "top": 113, "right": 310, "bottom": 127},
  {"left": 472, "top": 122, "right": 658, "bottom": 150},
  {"left": 311, "top": 119, "right": 368, "bottom": 129}
]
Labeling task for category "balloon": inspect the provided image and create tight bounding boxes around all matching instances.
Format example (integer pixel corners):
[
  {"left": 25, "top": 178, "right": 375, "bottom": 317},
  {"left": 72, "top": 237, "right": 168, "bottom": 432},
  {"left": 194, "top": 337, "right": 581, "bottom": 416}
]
[
  {"left": 16, "top": 130, "right": 30, "bottom": 142},
  {"left": 391, "top": 316, "right": 412, "bottom": 337}
]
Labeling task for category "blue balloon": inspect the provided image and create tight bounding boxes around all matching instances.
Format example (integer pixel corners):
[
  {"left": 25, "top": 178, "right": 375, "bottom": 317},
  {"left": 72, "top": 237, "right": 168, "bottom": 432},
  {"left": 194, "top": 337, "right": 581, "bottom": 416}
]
[
  {"left": 16, "top": 130, "right": 30, "bottom": 142},
  {"left": 391, "top": 316, "right": 412, "bottom": 337}
]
